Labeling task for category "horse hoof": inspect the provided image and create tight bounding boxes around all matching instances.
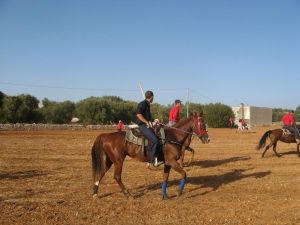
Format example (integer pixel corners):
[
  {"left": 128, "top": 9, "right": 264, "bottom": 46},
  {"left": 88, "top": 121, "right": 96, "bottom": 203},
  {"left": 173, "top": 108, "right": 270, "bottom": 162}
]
[
  {"left": 126, "top": 194, "right": 134, "bottom": 200},
  {"left": 92, "top": 194, "right": 98, "bottom": 199},
  {"left": 162, "top": 195, "right": 169, "bottom": 200},
  {"left": 123, "top": 190, "right": 133, "bottom": 199}
]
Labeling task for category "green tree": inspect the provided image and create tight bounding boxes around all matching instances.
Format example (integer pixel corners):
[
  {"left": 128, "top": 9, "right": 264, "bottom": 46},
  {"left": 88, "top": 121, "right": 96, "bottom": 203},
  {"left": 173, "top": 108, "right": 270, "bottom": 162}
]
[
  {"left": 151, "top": 103, "right": 169, "bottom": 123},
  {"left": 295, "top": 106, "right": 300, "bottom": 121},
  {"left": 75, "top": 97, "right": 111, "bottom": 124},
  {"left": 1, "top": 94, "right": 41, "bottom": 123},
  {"left": 39, "top": 99, "right": 75, "bottom": 123},
  {"left": 0, "top": 91, "right": 6, "bottom": 122},
  {"left": 272, "top": 108, "right": 291, "bottom": 122},
  {"left": 203, "top": 103, "right": 233, "bottom": 128},
  {"left": 0, "top": 91, "right": 5, "bottom": 107}
]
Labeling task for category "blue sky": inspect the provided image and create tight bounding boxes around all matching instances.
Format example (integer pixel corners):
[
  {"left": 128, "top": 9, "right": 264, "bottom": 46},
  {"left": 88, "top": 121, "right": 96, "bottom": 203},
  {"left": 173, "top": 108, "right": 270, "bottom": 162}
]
[{"left": 0, "top": 0, "right": 299, "bottom": 109}]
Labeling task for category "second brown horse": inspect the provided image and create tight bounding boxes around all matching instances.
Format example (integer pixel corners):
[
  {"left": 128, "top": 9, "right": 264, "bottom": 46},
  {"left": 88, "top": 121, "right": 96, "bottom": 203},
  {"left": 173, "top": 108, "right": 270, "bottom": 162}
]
[{"left": 256, "top": 125, "right": 300, "bottom": 157}]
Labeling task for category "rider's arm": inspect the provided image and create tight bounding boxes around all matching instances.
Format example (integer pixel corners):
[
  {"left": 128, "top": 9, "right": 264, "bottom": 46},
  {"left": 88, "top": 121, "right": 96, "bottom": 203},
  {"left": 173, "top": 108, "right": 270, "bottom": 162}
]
[{"left": 137, "top": 114, "right": 150, "bottom": 127}]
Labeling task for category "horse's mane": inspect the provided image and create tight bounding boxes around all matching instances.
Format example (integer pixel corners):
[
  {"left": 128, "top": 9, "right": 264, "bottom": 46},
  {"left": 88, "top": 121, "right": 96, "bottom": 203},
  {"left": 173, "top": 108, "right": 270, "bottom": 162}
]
[{"left": 173, "top": 117, "right": 192, "bottom": 128}]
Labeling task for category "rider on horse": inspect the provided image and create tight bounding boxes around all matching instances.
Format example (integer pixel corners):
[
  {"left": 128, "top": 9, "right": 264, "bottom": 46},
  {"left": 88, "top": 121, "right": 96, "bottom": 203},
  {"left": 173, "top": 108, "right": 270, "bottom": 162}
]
[
  {"left": 136, "top": 90, "right": 162, "bottom": 166},
  {"left": 281, "top": 110, "right": 300, "bottom": 144}
]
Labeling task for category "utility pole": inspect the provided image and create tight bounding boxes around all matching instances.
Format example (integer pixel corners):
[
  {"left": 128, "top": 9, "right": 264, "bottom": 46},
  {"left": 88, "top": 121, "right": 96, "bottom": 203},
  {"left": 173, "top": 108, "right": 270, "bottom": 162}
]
[{"left": 138, "top": 82, "right": 145, "bottom": 99}]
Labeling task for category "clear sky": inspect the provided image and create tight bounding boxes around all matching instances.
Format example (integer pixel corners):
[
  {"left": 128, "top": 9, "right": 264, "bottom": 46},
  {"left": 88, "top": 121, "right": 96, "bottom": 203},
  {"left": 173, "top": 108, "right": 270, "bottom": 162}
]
[{"left": 0, "top": 0, "right": 299, "bottom": 109}]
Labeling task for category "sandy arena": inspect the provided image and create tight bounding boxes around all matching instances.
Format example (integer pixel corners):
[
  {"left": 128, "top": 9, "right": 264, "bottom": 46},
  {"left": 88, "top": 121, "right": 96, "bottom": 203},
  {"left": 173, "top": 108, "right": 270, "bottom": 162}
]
[{"left": 1, "top": 126, "right": 300, "bottom": 225}]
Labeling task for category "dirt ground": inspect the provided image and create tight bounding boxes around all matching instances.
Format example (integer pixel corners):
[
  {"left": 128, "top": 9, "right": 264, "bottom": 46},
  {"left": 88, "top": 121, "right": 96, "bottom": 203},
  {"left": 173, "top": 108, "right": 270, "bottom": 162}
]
[{"left": 1, "top": 126, "right": 300, "bottom": 225}]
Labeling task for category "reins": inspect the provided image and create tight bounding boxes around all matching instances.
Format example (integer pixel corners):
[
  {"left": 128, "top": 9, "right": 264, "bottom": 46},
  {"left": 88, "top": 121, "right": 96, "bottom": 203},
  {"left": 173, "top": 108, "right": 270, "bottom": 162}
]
[{"left": 159, "top": 122, "right": 202, "bottom": 137}]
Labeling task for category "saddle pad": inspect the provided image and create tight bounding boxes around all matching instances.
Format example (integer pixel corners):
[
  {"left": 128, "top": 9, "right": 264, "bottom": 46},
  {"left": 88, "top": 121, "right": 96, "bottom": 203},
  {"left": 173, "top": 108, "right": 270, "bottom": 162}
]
[
  {"left": 125, "top": 129, "right": 148, "bottom": 146},
  {"left": 282, "top": 128, "right": 292, "bottom": 136}
]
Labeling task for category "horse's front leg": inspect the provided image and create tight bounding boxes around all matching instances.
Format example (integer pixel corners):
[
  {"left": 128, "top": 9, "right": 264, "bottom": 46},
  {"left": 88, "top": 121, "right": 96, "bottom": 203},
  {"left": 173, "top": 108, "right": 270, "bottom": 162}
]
[
  {"left": 162, "top": 164, "right": 171, "bottom": 200},
  {"left": 297, "top": 144, "right": 300, "bottom": 157},
  {"left": 168, "top": 160, "right": 187, "bottom": 197},
  {"left": 178, "top": 147, "right": 185, "bottom": 168}
]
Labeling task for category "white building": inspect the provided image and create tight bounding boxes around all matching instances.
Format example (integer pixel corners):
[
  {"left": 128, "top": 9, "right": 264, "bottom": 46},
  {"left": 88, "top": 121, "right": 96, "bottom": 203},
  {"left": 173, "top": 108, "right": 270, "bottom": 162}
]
[{"left": 232, "top": 103, "right": 272, "bottom": 126}]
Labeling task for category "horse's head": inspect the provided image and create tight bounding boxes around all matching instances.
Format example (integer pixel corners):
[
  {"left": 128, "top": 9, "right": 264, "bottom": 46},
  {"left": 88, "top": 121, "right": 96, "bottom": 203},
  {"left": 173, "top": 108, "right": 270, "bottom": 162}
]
[{"left": 192, "top": 112, "right": 210, "bottom": 144}]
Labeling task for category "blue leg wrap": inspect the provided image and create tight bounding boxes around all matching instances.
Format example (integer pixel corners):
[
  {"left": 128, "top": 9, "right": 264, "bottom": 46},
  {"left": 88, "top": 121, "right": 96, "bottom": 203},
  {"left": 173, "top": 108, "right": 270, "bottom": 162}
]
[
  {"left": 162, "top": 181, "right": 167, "bottom": 198},
  {"left": 179, "top": 178, "right": 186, "bottom": 192}
]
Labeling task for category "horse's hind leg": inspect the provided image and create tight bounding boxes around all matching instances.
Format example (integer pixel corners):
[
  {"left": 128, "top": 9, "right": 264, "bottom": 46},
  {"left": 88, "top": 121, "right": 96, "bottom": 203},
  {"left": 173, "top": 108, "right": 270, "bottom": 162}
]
[
  {"left": 113, "top": 160, "right": 132, "bottom": 198},
  {"left": 272, "top": 142, "right": 281, "bottom": 157},
  {"left": 262, "top": 144, "right": 271, "bottom": 158},
  {"left": 93, "top": 157, "right": 113, "bottom": 197}
]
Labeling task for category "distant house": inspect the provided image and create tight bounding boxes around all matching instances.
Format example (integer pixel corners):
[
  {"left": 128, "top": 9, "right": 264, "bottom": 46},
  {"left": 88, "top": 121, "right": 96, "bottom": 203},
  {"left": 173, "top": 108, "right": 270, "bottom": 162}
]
[{"left": 232, "top": 103, "right": 272, "bottom": 126}]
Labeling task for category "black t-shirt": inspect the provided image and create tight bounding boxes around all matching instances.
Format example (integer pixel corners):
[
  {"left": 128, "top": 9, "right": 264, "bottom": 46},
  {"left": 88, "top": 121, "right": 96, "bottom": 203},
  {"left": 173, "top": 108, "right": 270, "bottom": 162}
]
[{"left": 136, "top": 99, "right": 152, "bottom": 125}]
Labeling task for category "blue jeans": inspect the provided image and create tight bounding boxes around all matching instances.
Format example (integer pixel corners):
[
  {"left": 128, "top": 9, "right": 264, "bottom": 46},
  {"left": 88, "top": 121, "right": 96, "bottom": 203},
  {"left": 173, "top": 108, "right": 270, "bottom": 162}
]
[
  {"left": 168, "top": 121, "right": 176, "bottom": 126},
  {"left": 138, "top": 124, "right": 158, "bottom": 162}
]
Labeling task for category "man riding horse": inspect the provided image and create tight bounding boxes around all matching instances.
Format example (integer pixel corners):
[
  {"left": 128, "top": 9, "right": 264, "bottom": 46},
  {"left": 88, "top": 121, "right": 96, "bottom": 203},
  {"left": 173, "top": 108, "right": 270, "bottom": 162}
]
[
  {"left": 281, "top": 110, "right": 300, "bottom": 144},
  {"left": 136, "top": 90, "right": 162, "bottom": 166}
]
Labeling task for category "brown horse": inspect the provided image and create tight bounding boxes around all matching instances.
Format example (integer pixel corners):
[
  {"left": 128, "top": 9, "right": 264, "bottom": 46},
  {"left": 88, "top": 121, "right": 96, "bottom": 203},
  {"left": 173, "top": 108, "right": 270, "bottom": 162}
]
[
  {"left": 256, "top": 125, "right": 300, "bottom": 157},
  {"left": 91, "top": 113, "right": 209, "bottom": 199},
  {"left": 174, "top": 120, "right": 210, "bottom": 168}
]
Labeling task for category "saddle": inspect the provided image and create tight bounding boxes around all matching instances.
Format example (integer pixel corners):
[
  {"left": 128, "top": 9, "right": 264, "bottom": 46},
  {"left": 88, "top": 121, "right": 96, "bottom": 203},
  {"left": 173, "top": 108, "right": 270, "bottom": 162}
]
[
  {"left": 125, "top": 126, "right": 166, "bottom": 157},
  {"left": 282, "top": 126, "right": 293, "bottom": 136},
  {"left": 125, "top": 127, "right": 166, "bottom": 147}
]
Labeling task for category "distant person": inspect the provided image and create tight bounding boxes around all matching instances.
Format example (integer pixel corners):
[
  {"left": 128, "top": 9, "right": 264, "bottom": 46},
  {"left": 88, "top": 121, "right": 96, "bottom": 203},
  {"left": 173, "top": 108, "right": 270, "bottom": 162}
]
[
  {"left": 241, "top": 119, "right": 247, "bottom": 129},
  {"left": 228, "top": 116, "right": 234, "bottom": 128},
  {"left": 117, "top": 120, "right": 123, "bottom": 132},
  {"left": 168, "top": 99, "right": 182, "bottom": 126},
  {"left": 237, "top": 119, "right": 247, "bottom": 130},
  {"left": 281, "top": 110, "right": 300, "bottom": 144},
  {"left": 136, "top": 90, "right": 161, "bottom": 166}
]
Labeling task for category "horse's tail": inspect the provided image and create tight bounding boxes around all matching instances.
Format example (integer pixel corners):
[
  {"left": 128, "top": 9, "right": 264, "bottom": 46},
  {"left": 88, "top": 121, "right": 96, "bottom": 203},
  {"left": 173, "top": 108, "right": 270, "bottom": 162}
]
[
  {"left": 256, "top": 130, "right": 271, "bottom": 150},
  {"left": 91, "top": 135, "right": 103, "bottom": 183}
]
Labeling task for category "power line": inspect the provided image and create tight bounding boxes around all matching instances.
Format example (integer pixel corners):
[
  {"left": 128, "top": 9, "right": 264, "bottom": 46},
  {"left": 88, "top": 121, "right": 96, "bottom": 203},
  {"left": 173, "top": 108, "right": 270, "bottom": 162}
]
[
  {"left": 0, "top": 81, "right": 188, "bottom": 92},
  {"left": 0, "top": 81, "right": 217, "bottom": 104},
  {"left": 0, "top": 81, "right": 138, "bottom": 92}
]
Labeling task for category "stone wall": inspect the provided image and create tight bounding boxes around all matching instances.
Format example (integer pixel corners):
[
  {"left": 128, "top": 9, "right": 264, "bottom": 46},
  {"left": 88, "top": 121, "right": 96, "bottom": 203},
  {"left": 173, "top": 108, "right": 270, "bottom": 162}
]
[{"left": 0, "top": 123, "right": 129, "bottom": 131}]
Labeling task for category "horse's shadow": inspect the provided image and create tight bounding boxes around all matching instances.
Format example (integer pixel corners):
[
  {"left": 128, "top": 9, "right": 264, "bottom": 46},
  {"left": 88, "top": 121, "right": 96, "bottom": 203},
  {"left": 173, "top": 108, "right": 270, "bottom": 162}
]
[
  {"left": 185, "top": 168, "right": 270, "bottom": 198},
  {"left": 133, "top": 168, "right": 271, "bottom": 199},
  {"left": 263, "top": 150, "right": 299, "bottom": 158},
  {"left": 277, "top": 150, "right": 298, "bottom": 156},
  {"left": 0, "top": 170, "right": 49, "bottom": 202},
  {"left": 0, "top": 170, "right": 48, "bottom": 180},
  {"left": 189, "top": 156, "right": 251, "bottom": 168}
]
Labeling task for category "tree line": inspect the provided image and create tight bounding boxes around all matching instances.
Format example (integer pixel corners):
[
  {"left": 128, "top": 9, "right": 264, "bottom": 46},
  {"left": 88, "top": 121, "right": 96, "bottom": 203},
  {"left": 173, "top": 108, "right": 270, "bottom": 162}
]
[{"left": 0, "top": 91, "right": 299, "bottom": 127}]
